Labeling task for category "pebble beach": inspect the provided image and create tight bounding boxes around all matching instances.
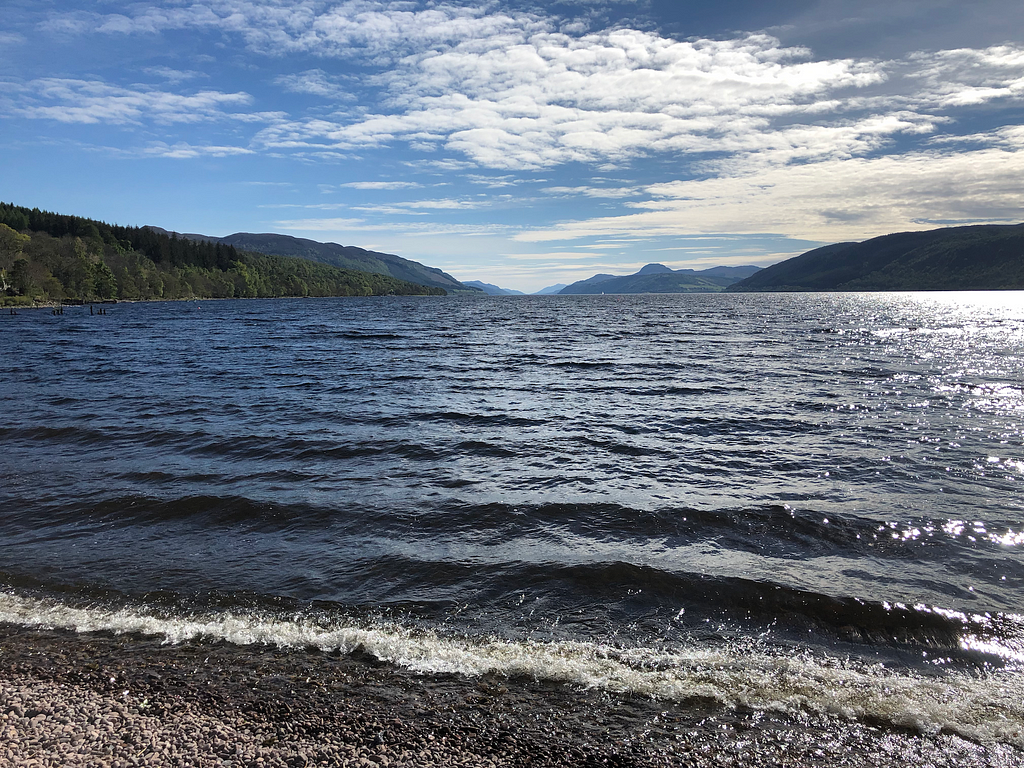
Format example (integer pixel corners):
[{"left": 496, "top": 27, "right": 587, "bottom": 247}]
[{"left": 2, "top": 624, "right": 1022, "bottom": 768}]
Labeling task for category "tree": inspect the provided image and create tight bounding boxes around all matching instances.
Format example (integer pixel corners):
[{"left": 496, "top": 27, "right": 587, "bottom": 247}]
[
  {"left": 10, "top": 259, "right": 33, "bottom": 296},
  {"left": 92, "top": 261, "right": 117, "bottom": 299},
  {"left": 0, "top": 223, "right": 30, "bottom": 291}
]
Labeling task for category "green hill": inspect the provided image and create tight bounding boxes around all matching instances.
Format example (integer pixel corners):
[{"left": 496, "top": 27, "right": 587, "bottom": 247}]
[
  {"left": 0, "top": 203, "right": 447, "bottom": 305},
  {"left": 729, "top": 224, "right": 1024, "bottom": 292}
]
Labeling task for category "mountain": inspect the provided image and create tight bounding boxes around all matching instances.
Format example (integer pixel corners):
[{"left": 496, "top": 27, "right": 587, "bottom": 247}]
[
  {"left": 147, "top": 228, "right": 478, "bottom": 294},
  {"left": 558, "top": 264, "right": 762, "bottom": 294},
  {"left": 729, "top": 224, "right": 1024, "bottom": 292},
  {"left": 534, "top": 283, "right": 567, "bottom": 295},
  {"left": 462, "top": 280, "right": 526, "bottom": 296}
]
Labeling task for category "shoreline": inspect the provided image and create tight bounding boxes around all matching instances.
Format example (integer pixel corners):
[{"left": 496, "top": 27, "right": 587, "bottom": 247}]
[
  {"left": 2, "top": 624, "right": 1022, "bottom": 767},
  {"left": 1, "top": 294, "right": 454, "bottom": 311}
]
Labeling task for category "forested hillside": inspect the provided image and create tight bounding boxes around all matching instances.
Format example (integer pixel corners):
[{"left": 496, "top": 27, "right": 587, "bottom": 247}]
[{"left": 0, "top": 203, "right": 446, "bottom": 305}]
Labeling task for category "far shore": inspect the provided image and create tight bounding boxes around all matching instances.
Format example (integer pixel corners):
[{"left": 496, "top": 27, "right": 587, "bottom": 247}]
[{"left": 1, "top": 293, "right": 454, "bottom": 311}]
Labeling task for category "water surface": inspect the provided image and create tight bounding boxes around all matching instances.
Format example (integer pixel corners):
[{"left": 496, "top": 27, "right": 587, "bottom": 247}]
[{"left": 2, "top": 292, "right": 1024, "bottom": 744}]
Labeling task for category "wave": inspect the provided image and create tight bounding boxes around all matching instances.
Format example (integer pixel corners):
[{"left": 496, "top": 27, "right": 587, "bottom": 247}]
[
  {"left": 10, "top": 495, "right": 1021, "bottom": 570},
  {"left": 1, "top": 590, "right": 1022, "bottom": 747}
]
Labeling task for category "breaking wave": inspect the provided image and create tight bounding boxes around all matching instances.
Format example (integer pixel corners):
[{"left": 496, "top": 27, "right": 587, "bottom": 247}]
[{"left": 2, "top": 590, "right": 1023, "bottom": 747}]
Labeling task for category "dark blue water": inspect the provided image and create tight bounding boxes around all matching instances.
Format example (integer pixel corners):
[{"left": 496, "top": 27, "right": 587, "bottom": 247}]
[{"left": 2, "top": 293, "right": 1024, "bottom": 743}]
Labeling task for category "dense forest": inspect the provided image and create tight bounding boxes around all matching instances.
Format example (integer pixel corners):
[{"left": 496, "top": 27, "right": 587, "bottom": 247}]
[{"left": 0, "top": 203, "right": 446, "bottom": 306}]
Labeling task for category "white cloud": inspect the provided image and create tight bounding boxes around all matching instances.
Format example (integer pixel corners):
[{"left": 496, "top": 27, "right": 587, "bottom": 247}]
[
  {"left": 274, "top": 69, "right": 355, "bottom": 100},
  {"left": 350, "top": 206, "right": 430, "bottom": 216},
  {"left": 338, "top": 181, "right": 424, "bottom": 189},
  {"left": 517, "top": 140, "right": 1024, "bottom": 243},
  {"left": 143, "top": 141, "right": 255, "bottom": 158},
  {"left": 464, "top": 174, "right": 531, "bottom": 187},
  {"left": 272, "top": 215, "right": 517, "bottom": 240},
  {"left": 351, "top": 197, "right": 494, "bottom": 215},
  {"left": 274, "top": 216, "right": 369, "bottom": 231},
  {"left": 249, "top": 27, "right": 895, "bottom": 169},
  {"left": 11, "top": 78, "right": 256, "bottom": 125},
  {"left": 506, "top": 251, "right": 602, "bottom": 260},
  {"left": 144, "top": 66, "right": 207, "bottom": 83},
  {"left": 56, "top": 3, "right": 924, "bottom": 170},
  {"left": 398, "top": 198, "right": 486, "bottom": 209},
  {"left": 908, "top": 45, "right": 1024, "bottom": 108},
  {"left": 543, "top": 185, "right": 640, "bottom": 198}
]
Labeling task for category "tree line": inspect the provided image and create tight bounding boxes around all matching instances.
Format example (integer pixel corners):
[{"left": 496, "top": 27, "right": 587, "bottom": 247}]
[{"left": 0, "top": 202, "right": 446, "bottom": 305}]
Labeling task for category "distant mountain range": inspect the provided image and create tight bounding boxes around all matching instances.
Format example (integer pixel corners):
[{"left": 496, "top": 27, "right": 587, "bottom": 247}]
[
  {"left": 730, "top": 223, "right": 1024, "bottom": 292},
  {"left": 147, "top": 228, "right": 480, "bottom": 294},
  {"left": 534, "top": 283, "right": 567, "bottom": 295},
  {"left": 463, "top": 280, "right": 568, "bottom": 295},
  {"left": 558, "top": 263, "right": 763, "bottom": 294}
]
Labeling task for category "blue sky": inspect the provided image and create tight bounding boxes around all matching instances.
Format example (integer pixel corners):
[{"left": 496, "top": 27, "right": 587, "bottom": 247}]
[{"left": 2, "top": 1, "right": 1022, "bottom": 292}]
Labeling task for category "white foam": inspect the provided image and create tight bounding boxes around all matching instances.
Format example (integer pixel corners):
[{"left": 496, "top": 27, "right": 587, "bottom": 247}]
[{"left": 2, "top": 590, "right": 1023, "bottom": 746}]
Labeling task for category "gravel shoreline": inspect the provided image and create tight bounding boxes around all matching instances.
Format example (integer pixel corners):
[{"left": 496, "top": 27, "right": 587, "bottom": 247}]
[{"left": 2, "top": 623, "right": 1023, "bottom": 767}]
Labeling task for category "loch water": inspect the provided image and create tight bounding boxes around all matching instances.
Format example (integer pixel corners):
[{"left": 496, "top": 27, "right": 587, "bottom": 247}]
[{"left": 2, "top": 292, "right": 1024, "bottom": 744}]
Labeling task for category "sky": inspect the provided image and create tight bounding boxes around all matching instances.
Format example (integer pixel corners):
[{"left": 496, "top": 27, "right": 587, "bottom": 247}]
[{"left": 2, "top": 1, "right": 1022, "bottom": 292}]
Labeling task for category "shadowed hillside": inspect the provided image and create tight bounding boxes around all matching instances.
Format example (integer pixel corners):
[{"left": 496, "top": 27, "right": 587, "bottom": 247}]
[{"left": 729, "top": 224, "right": 1024, "bottom": 291}]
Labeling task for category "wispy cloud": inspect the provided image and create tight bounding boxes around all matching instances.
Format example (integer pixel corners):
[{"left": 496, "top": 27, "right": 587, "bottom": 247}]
[
  {"left": 273, "top": 216, "right": 515, "bottom": 237},
  {"left": 338, "top": 181, "right": 424, "bottom": 190},
  {"left": 143, "top": 142, "right": 255, "bottom": 158},
  {"left": 144, "top": 66, "right": 207, "bottom": 83},
  {"left": 543, "top": 185, "right": 640, "bottom": 199},
  {"left": 506, "top": 252, "right": 601, "bottom": 260},
  {"left": 517, "top": 138, "right": 1024, "bottom": 242},
  {"left": 274, "top": 69, "right": 355, "bottom": 100},
  {"left": 10, "top": 78, "right": 257, "bottom": 125}
]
